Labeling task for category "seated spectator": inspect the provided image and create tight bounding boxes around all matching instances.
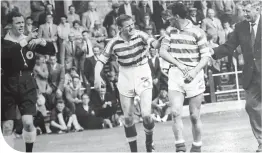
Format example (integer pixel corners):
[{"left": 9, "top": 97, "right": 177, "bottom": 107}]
[
  {"left": 24, "top": 17, "right": 37, "bottom": 36},
  {"left": 158, "top": 90, "right": 171, "bottom": 122},
  {"left": 90, "top": 85, "right": 117, "bottom": 120},
  {"left": 103, "top": 3, "right": 120, "bottom": 36},
  {"left": 46, "top": 55, "right": 65, "bottom": 109},
  {"left": 187, "top": 7, "right": 202, "bottom": 27},
  {"left": 50, "top": 100, "right": 83, "bottom": 134},
  {"left": 91, "top": 20, "right": 108, "bottom": 47},
  {"left": 64, "top": 66, "right": 80, "bottom": 88},
  {"left": 70, "top": 20, "right": 85, "bottom": 40},
  {"left": 64, "top": 76, "right": 83, "bottom": 113},
  {"left": 67, "top": 5, "right": 80, "bottom": 27},
  {"left": 141, "top": 13, "right": 157, "bottom": 35},
  {"left": 75, "top": 93, "right": 113, "bottom": 129},
  {"left": 38, "top": 13, "right": 58, "bottom": 53}
]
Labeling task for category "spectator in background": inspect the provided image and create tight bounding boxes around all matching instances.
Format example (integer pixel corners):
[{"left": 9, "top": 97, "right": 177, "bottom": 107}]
[
  {"left": 64, "top": 66, "right": 80, "bottom": 88},
  {"left": 90, "top": 85, "right": 117, "bottom": 124},
  {"left": 64, "top": 76, "right": 83, "bottom": 113},
  {"left": 159, "top": 57, "right": 169, "bottom": 91},
  {"left": 24, "top": 17, "right": 37, "bottom": 36},
  {"left": 119, "top": 0, "right": 141, "bottom": 26},
  {"left": 75, "top": 93, "right": 113, "bottom": 129},
  {"left": 67, "top": 5, "right": 80, "bottom": 27},
  {"left": 193, "top": 0, "right": 212, "bottom": 21},
  {"left": 82, "top": 30, "right": 98, "bottom": 58},
  {"left": 70, "top": 20, "right": 85, "bottom": 40},
  {"left": 38, "top": 13, "right": 58, "bottom": 53},
  {"left": 46, "top": 55, "right": 65, "bottom": 109},
  {"left": 141, "top": 13, "right": 157, "bottom": 35},
  {"left": 82, "top": 1, "right": 100, "bottom": 31},
  {"left": 83, "top": 45, "right": 102, "bottom": 87},
  {"left": 152, "top": 0, "right": 167, "bottom": 34},
  {"left": 60, "top": 33, "right": 77, "bottom": 72},
  {"left": 158, "top": 90, "right": 171, "bottom": 122},
  {"left": 187, "top": 8, "right": 202, "bottom": 27},
  {"left": 213, "top": 0, "right": 235, "bottom": 25},
  {"left": 38, "top": 3, "right": 57, "bottom": 26},
  {"left": 103, "top": 3, "right": 120, "bottom": 36},
  {"left": 57, "top": 15, "right": 70, "bottom": 57},
  {"left": 156, "top": 10, "right": 171, "bottom": 35},
  {"left": 30, "top": 0, "right": 45, "bottom": 27},
  {"left": 91, "top": 20, "right": 108, "bottom": 47},
  {"left": 201, "top": 8, "right": 225, "bottom": 45},
  {"left": 50, "top": 100, "right": 83, "bottom": 134},
  {"left": 137, "top": 0, "right": 152, "bottom": 26},
  {"left": 108, "top": 18, "right": 119, "bottom": 38}
]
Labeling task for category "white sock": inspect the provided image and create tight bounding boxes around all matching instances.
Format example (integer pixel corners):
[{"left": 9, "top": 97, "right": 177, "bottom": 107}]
[
  {"left": 3, "top": 135, "right": 14, "bottom": 148},
  {"left": 175, "top": 140, "right": 185, "bottom": 144},
  {"left": 22, "top": 128, "right": 36, "bottom": 143},
  {"left": 193, "top": 141, "right": 202, "bottom": 146}
]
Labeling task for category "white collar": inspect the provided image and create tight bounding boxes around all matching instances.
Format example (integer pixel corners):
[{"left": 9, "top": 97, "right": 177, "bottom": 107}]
[
  {"left": 250, "top": 15, "right": 260, "bottom": 26},
  {"left": 4, "top": 32, "right": 26, "bottom": 43}
]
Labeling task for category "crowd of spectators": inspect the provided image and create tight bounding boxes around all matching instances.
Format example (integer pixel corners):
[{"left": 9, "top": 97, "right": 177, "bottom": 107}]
[{"left": 1, "top": 0, "right": 246, "bottom": 136}]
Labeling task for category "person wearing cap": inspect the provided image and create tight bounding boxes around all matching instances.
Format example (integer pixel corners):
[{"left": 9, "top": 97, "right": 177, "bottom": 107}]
[
  {"left": 211, "top": 1, "right": 261, "bottom": 152},
  {"left": 103, "top": 3, "right": 120, "bottom": 36},
  {"left": 159, "top": 2, "right": 211, "bottom": 152},
  {"left": 187, "top": 7, "right": 202, "bottom": 27}
]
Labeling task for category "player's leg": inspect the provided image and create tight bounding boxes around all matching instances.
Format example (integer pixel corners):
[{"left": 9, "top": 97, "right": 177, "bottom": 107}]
[
  {"left": 119, "top": 94, "right": 137, "bottom": 152},
  {"left": 168, "top": 90, "right": 186, "bottom": 152},
  {"left": 2, "top": 120, "right": 15, "bottom": 148},
  {"left": 168, "top": 67, "right": 186, "bottom": 152},
  {"left": 140, "top": 88, "right": 155, "bottom": 152},
  {"left": 188, "top": 94, "right": 203, "bottom": 152},
  {"left": 21, "top": 115, "right": 36, "bottom": 152}
]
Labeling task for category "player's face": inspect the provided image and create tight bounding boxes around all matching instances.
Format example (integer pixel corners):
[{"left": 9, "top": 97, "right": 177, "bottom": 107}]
[
  {"left": 243, "top": 4, "right": 260, "bottom": 23},
  {"left": 56, "top": 103, "right": 65, "bottom": 112},
  {"left": 121, "top": 19, "right": 135, "bottom": 37},
  {"left": 11, "top": 16, "right": 25, "bottom": 36},
  {"left": 82, "top": 95, "right": 90, "bottom": 105}
]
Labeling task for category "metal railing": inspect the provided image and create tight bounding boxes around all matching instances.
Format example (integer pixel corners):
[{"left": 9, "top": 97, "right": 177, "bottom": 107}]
[{"left": 204, "top": 58, "right": 244, "bottom": 102}]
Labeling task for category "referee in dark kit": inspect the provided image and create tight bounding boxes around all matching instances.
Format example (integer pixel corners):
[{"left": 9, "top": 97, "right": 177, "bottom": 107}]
[{"left": 1, "top": 11, "right": 49, "bottom": 152}]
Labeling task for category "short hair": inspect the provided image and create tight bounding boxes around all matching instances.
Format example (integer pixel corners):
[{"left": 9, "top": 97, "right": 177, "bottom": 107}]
[
  {"left": 81, "top": 93, "right": 90, "bottom": 99},
  {"left": 7, "top": 11, "right": 24, "bottom": 24},
  {"left": 171, "top": 2, "right": 188, "bottom": 19},
  {"left": 82, "top": 30, "right": 90, "bottom": 35},
  {"left": 116, "top": 14, "right": 132, "bottom": 27},
  {"left": 60, "top": 14, "right": 67, "bottom": 19},
  {"left": 72, "top": 20, "right": 81, "bottom": 26},
  {"left": 56, "top": 99, "right": 65, "bottom": 105},
  {"left": 45, "top": 13, "right": 53, "bottom": 18},
  {"left": 68, "top": 5, "right": 75, "bottom": 10},
  {"left": 26, "top": 16, "right": 33, "bottom": 21}
]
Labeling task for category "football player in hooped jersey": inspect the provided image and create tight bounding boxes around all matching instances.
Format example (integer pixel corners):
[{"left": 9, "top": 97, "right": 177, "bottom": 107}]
[
  {"left": 1, "top": 11, "right": 47, "bottom": 152},
  {"left": 94, "top": 14, "right": 163, "bottom": 152}
]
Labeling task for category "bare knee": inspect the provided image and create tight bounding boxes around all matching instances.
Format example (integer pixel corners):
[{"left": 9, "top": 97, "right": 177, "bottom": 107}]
[
  {"left": 2, "top": 120, "right": 14, "bottom": 135},
  {"left": 171, "top": 109, "right": 182, "bottom": 118},
  {"left": 22, "top": 115, "right": 34, "bottom": 131},
  {"left": 124, "top": 116, "right": 134, "bottom": 127},
  {"left": 190, "top": 112, "right": 200, "bottom": 125}
]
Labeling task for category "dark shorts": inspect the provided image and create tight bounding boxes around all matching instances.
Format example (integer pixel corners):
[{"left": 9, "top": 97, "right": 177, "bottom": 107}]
[{"left": 1, "top": 71, "right": 37, "bottom": 121}]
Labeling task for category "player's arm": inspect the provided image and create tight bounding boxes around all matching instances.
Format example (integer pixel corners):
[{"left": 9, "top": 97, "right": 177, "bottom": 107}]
[
  {"left": 159, "top": 36, "right": 189, "bottom": 74},
  {"left": 139, "top": 30, "right": 163, "bottom": 49},
  {"left": 94, "top": 39, "right": 114, "bottom": 90}
]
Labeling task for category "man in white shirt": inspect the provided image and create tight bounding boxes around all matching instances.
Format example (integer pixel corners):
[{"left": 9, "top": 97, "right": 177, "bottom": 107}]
[{"left": 57, "top": 15, "right": 70, "bottom": 56}]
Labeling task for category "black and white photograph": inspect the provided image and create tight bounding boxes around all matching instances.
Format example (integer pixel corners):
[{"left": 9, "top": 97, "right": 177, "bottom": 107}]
[{"left": 0, "top": 0, "right": 261, "bottom": 152}]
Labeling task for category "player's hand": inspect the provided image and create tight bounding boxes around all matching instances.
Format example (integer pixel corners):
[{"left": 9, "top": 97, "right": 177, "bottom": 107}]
[
  {"left": 184, "top": 68, "right": 198, "bottom": 84},
  {"left": 177, "top": 63, "right": 189, "bottom": 76}
]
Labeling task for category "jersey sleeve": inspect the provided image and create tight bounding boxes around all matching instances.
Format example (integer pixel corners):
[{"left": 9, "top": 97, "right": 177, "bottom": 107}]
[
  {"left": 98, "top": 38, "right": 116, "bottom": 64},
  {"left": 137, "top": 30, "right": 155, "bottom": 47}
]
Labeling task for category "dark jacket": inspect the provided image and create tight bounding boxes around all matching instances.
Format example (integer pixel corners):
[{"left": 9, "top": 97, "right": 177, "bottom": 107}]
[{"left": 213, "top": 16, "right": 261, "bottom": 89}]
